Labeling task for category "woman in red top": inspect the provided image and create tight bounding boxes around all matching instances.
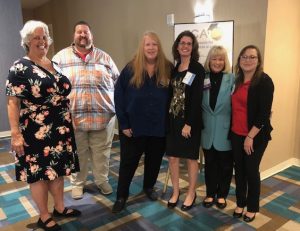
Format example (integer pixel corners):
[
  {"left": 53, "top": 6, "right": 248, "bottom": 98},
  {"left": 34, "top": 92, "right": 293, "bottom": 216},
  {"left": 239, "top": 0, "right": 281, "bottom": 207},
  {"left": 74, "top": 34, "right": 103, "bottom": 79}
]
[{"left": 231, "top": 45, "right": 274, "bottom": 222}]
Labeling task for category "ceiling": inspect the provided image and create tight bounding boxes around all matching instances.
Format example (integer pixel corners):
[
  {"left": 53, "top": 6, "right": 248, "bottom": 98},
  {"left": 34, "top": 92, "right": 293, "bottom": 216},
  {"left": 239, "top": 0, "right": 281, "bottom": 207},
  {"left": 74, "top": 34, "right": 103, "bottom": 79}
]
[{"left": 21, "top": 0, "right": 51, "bottom": 10}]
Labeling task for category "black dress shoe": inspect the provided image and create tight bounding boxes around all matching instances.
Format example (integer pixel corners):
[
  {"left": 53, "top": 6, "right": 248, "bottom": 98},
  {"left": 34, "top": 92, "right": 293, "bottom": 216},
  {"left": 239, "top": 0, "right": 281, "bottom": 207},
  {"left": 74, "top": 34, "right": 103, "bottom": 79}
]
[
  {"left": 167, "top": 193, "right": 180, "bottom": 208},
  {"left": 112, "top": 198, "right": 127, "bottom": 213},
  {"left": 243, "top": 213, "right": 256, "bottom": 222},
  {"left": 233, "top": 208, "right": 244, "bottom": 218},
  {"left": 216, "top": 199, "right": 227, "bottom": 209},
  {"left": 37, "top": 217, "right": 61, "bottom": 231},
  {"left": 144, "top": 188, "right": 158, "bottom": 201},
  {"left": 53, "top": 207, "right": 81, "bottom": 217},
  {"left": 181, "top": 193, "right": 197, "bottom": 211},
  {"left": 202, "top": 197, "right": 214, "bottom": 208}
]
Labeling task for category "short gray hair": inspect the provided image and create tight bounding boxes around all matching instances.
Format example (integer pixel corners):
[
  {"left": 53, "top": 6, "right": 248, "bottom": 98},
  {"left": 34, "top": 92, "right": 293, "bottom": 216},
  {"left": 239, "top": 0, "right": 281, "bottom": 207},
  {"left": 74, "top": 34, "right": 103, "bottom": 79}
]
[{"left": 20, "top": 20, "right": 53, "bottom": 52}]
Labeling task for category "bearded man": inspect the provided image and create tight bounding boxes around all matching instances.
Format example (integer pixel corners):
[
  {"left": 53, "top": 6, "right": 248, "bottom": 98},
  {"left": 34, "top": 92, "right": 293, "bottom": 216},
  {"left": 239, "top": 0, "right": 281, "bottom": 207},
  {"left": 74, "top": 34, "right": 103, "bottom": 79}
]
[{"left": 53, "top": 21, "right": 119, "bottom": 199}]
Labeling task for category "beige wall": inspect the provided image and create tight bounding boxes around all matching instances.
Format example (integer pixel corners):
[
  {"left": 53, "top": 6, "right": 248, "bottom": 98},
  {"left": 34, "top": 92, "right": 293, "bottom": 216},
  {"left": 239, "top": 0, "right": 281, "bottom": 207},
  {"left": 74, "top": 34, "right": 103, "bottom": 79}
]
[
  {"left": 29, "top": 0, "right": 267, "bottom": 69},
  {"left": 22, "top": 8, "right": 34, "bottom": 21},
  {"left": 297, "top": 83, "right": 300, "bottom": 160},
  {"left": 22, "top": 0, "right": 300, "bottom": 171},
  {"left": 264, "top": 0, "right": 300, "bottom": 169}
]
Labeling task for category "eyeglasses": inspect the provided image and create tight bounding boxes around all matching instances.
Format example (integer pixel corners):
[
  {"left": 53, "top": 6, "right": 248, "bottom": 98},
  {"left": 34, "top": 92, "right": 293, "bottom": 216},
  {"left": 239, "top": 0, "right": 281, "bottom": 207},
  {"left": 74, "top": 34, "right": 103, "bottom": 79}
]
[
  {"left": 240, "top": 55, "right": 258, "bottom": 61},
  {"left": 179, "top": 42, "right": 192, "bottom": 46}
]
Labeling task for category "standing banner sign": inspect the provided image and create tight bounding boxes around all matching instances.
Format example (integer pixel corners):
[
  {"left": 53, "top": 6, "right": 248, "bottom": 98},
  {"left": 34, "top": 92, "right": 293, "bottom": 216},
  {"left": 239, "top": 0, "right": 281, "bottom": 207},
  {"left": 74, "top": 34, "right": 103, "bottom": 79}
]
[{"left": 174, "top": 21, "right": 234, "bottom": 69}]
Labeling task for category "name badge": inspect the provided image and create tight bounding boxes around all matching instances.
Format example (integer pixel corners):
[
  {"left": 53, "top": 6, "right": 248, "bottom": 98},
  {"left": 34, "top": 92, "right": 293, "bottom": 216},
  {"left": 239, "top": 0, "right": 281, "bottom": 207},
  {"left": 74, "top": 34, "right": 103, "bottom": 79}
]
[
  {"left": 182, "top": 71, "right": 196, "bottom": 86},
  {"left": 203, "top": 77, "right": 211, "bottom": 89}
]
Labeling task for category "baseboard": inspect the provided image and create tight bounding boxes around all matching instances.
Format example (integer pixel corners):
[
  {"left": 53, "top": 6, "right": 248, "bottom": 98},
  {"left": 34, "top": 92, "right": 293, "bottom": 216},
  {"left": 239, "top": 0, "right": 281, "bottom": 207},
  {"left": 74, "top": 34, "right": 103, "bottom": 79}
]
[
  {"left": 0, "top": 131, "right": 10, "bottom": 138},
  {"left": 261, "top": 158, "right": 300, "bottom": 180}
]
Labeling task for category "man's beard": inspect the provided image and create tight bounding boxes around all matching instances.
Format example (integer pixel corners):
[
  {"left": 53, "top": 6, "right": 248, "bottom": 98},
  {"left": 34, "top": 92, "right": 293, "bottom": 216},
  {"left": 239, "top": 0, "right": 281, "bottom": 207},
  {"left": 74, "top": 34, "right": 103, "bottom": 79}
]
[{"left": 75, "top": 37, "right": 92, "bottom": 49}]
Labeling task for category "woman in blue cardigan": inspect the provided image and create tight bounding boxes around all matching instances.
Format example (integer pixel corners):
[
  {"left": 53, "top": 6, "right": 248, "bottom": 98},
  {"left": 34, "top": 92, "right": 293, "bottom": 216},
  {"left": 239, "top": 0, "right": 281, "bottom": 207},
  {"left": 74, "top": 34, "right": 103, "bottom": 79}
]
[
  {"left": 112, "top": 31, "right": 172, "bottom": 213},
  {"left": 201, "top": 46, "right": 234, "bottom": 209},
  {"left": 231, "top": 45, "right": 274, "bottom": 222}
]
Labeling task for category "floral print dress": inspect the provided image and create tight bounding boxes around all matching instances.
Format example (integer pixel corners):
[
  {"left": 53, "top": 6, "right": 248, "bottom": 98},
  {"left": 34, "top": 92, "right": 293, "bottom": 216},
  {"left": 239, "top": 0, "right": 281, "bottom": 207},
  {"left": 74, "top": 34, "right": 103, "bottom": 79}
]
[{"left": 6, "top": 58, "right": 80, "bottom": 183}]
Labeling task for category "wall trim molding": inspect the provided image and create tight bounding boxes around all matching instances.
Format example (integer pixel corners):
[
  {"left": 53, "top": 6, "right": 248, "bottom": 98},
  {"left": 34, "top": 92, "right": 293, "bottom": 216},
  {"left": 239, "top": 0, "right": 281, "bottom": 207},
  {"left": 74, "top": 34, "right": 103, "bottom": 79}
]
[{"left": 261, "top": 158, "right": 300, "bottom": 180}]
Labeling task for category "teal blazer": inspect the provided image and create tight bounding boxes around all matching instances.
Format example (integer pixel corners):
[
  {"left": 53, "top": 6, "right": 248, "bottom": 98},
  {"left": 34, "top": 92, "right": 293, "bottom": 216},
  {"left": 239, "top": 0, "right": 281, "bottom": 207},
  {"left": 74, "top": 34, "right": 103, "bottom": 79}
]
[{"left": 201, "top": 73, "right": 235, "bottom": 151}]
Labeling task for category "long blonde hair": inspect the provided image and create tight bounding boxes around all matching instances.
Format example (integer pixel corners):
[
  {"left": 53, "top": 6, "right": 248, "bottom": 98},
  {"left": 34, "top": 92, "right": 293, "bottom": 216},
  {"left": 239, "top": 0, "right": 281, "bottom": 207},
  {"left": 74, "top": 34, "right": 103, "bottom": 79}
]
[{"left": 130, "top": 31, "right": 171, "bottom": 88}]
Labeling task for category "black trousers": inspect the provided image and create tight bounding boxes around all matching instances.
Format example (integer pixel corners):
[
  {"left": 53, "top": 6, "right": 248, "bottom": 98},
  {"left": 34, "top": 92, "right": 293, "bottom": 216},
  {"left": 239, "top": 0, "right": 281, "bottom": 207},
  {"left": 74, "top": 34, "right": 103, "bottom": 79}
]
[
  {"left": 231, "top": 132, "right": 268, "bottom": 212},
  {"left": 203, "top": 146, "right": 233, "bottom": 199},
  {"left": 116, "top": 133, "right": 165, "bottom": 199}
]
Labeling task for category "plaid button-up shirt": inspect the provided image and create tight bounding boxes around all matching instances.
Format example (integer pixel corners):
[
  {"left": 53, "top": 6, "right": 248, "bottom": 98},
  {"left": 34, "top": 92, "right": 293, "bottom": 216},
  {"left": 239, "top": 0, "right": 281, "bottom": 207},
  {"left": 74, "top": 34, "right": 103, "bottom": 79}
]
[{"left": 53, "top": 45, "right": 119, "bottom": 131}]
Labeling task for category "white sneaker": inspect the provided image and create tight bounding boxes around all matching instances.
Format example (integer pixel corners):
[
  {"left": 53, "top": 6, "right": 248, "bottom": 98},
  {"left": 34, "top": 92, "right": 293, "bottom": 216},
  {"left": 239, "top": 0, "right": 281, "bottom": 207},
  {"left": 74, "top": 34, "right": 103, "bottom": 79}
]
[
  {"left": 98, "top": 182, "right": 113, "bottom": 195},
  {"left": 72, "top": 186, "right": 83, "bottom": 199}
]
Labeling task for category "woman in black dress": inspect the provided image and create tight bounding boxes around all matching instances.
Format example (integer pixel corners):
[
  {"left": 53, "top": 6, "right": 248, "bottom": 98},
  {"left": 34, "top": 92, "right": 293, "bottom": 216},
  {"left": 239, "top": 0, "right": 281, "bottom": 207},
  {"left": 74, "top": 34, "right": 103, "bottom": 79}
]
[
  {"left": 6, "top": 20, "right": 80, "bottom": 231},
  {"left": 166, "top": 31, "right": 205, "bottom": 211}
]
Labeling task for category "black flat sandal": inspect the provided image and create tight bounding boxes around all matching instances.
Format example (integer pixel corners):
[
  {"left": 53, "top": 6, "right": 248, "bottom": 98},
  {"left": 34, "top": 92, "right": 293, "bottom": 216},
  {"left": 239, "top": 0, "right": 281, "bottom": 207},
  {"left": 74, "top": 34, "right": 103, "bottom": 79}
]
[
  {"left": 53, "top": 207, "right": 81, "bottom": 217},
  {"left": 37, "top": 217, "right": 61, "bottom": 231}
]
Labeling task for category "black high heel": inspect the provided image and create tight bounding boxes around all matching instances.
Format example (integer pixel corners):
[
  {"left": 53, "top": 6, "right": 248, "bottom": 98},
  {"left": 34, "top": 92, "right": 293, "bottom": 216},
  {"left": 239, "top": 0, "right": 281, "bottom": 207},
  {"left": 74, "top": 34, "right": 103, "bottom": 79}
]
[
  {"left": 233, "top": 207, "right": 244, "bottom": 218},
  {"left": 202, "top": 197, "right": 214, "bottom": 208},
  {"left": 216, "top": 198, "right": 227, "bottom": 209},
  {"left": 168, "top": 193, "right": 180, "bottom": 208},
  {"left": 243, "top": 213, "right": 256, "bottom": 222},
  {"left": 181, "top": 193, "right": 197, "bottom": 211}
]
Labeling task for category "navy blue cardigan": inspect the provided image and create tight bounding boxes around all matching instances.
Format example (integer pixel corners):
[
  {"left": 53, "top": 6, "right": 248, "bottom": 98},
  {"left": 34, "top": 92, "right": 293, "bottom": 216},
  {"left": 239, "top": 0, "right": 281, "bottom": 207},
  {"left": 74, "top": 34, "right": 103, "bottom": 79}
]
[{"left": 114, "top": 64, "right": 170, "bottom": 137}]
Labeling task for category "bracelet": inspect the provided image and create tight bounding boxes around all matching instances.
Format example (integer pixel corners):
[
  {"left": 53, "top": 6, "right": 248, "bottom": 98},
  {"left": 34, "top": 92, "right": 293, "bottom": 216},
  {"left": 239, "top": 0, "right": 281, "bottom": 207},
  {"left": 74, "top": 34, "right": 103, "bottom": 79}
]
[{"left": 247, "top": 135, "right": 253, "bottom": 139}]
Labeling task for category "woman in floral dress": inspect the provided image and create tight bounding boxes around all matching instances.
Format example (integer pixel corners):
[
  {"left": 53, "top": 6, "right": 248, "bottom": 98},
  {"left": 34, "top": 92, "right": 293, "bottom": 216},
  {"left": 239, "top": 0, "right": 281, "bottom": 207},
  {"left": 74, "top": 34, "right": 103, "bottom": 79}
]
[{"left": 6, "top": 20, "right": 80, "bottom": 231}]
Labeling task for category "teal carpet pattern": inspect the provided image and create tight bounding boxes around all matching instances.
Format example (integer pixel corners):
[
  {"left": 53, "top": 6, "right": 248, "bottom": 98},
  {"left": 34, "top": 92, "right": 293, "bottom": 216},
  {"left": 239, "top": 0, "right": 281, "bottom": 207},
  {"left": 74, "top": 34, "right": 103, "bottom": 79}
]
[{"left": 0, "top": 137, "right": 300, "bottom": 230}]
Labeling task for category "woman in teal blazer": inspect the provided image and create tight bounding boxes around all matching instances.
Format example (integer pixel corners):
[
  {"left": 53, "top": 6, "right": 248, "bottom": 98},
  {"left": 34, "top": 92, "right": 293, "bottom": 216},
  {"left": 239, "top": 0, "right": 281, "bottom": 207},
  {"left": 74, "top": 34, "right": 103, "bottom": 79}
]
[{"left": 201, "top": 46, "right": 234, "bottom": 209}]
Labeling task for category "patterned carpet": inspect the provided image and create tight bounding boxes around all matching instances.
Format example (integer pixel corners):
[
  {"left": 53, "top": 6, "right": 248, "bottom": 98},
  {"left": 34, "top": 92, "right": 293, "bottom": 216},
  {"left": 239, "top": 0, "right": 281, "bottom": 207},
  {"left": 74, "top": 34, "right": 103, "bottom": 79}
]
[{"left": 0, "top": 137, "right": 300, "bottom": 231}]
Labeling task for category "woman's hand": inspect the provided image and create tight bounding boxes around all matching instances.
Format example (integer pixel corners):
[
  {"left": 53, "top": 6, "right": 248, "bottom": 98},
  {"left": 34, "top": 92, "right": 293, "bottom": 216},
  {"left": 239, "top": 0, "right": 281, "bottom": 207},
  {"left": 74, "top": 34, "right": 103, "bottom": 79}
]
[
  {"left": 122, "top": 128, "right": 133, "bottom": 137},
  {"left": 11, "top": 132, "right": 25, "bottom": 156},
  {"left": 244, "top": 136, "right": 254, "bottom": 155},
  {"left": 182, "top": 124, "right": 191, "bottom": 138},
  {"left": 7, "top": 96, "right": 26, "bottom": 156}
]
